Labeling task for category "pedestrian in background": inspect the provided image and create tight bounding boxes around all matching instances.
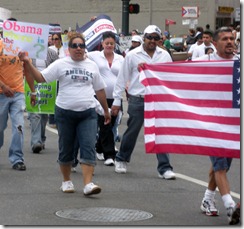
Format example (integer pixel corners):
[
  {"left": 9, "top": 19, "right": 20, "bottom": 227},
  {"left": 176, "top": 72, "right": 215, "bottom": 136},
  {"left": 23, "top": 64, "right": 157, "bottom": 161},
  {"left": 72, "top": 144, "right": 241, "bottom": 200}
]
[
  {"left": 191, "top": 30, "right": 216, "bottom": 60},
  {"left": 111, "top": 25, "right": 176, "bottom": 180},
  {"left": 28, "top": 47, "right": 59, "bottom": 154},
  {"left": 19, "top": 32, "right": 111, "bottom": 196},
  {"left": 161, "top": 34, "right": 171, "bottom": 50},
  {"left": 125, "top": 35, "right": 143, "bottom": 54},
  {"left": 48, "top": 32, "right": 65, "bottom": 128},
  {"left": 187, "top": 34, "right": 203, "bottom": 60},
  {"left": 131, "top": 29, "right": 140, "bottom": 36},
  {"left": 49, "top": 33, "right": 65, "bottom": 58},
  {"left": 86, "top": 31, "right": 124, "bottom": 166}
]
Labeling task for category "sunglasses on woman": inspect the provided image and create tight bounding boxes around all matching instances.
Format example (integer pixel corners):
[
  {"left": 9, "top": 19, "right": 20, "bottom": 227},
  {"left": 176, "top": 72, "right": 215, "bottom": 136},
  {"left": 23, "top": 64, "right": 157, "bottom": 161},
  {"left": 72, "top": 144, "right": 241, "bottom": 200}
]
[{"left": 70, "top": 43, "right": 86, "bottom": 49}]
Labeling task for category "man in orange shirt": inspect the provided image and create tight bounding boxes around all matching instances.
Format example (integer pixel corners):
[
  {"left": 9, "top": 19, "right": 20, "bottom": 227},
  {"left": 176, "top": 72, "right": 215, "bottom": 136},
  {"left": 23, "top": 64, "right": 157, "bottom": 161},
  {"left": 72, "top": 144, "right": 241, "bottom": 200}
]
[{"left": 0, "top": 19, "right": 36, "bottom": 170}]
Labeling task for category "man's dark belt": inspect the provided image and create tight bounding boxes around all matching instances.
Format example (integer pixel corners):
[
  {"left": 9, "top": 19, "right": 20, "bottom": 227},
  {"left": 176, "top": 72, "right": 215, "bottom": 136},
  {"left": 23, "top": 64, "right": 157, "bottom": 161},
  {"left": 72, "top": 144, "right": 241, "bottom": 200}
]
[{"left": 129, "top": 94, "right": 144, "bottom": 99}]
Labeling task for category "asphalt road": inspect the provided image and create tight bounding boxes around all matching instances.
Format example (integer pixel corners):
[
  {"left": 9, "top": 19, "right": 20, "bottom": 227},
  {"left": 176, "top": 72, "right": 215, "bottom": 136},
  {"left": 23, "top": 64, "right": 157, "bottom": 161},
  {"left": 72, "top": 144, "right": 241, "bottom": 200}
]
[{"left": 0, "top": 102, "right": 241, "bottom": 227}]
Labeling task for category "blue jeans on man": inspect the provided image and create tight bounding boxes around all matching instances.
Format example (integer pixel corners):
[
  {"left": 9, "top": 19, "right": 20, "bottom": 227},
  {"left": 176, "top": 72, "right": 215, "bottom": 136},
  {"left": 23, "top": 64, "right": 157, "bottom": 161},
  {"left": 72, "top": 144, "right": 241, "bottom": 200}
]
[
  {"left": 28, "top": 113, "right": 48, "bottom": 152},
  {"left": 115, "top": 95, "right": 173, "bottom": 175},
  {"left": 0, "top": 93, "right": 25, "bottom": 166}
]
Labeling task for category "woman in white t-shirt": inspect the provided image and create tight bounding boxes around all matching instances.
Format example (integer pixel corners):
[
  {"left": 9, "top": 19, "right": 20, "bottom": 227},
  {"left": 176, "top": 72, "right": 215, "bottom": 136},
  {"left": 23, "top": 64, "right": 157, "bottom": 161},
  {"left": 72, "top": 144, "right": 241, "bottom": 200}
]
[{"left": 19, "top": 33, "right": 111, "bottom": 196}]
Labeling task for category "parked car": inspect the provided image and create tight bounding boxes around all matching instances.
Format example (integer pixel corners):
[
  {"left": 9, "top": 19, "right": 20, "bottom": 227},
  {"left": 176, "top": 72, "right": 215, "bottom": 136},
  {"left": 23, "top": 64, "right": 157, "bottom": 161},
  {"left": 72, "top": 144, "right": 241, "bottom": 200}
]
[{"left": 170, "top": 37, "right": 186, "bottom": 52}]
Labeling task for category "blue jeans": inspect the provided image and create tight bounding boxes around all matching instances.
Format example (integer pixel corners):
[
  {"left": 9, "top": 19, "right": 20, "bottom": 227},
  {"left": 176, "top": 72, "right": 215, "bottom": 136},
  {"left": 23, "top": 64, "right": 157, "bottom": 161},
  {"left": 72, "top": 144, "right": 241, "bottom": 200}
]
[
  {"left": 48, "top": 114, "right": 56, "bottom": 125},
  {"left": 55, "top": 106, "right": 97, "bottom": 166},
  {"left": 115, "top": 95, "right": 173, "bottom": 174},
  {"left": 28, "top": 113, "right": 48, "bottom": 147},
  {"left": 0, "top": 93, "right": 25, "bottom": 165},
  {"left": 112, "top": 110, "right": 122, "bottom": 142}
]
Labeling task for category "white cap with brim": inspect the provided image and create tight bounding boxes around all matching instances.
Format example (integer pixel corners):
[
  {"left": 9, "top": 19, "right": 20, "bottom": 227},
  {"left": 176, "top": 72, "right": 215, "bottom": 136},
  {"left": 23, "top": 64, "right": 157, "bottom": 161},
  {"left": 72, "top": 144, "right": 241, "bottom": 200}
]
[
  {"left": 131, "top": 35, "right": 143, "bottom": 43},
  {"left": 143, "top": 25, "right": 161, "bottom": 36}
]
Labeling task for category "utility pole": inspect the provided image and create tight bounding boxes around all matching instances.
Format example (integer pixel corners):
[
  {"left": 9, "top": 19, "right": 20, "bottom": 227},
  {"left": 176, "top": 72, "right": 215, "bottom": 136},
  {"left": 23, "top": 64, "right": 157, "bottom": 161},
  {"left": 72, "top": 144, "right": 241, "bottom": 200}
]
[
  {"left": 149, "top": 0, "right": 152, "bottom": 24},
  {"left": 121, "top": 0, "right": 130, "bottom": 35}
]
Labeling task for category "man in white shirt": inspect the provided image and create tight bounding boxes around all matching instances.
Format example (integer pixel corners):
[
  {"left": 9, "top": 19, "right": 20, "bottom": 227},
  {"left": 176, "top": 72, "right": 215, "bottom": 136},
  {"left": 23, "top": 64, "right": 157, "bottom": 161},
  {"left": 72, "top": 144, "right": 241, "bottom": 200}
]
[
  {"left": 111, "top": 25, "right": 176, "bottom": 179},
  {"left": 192, "top": 30, "right": 216, "bottom": 60}
]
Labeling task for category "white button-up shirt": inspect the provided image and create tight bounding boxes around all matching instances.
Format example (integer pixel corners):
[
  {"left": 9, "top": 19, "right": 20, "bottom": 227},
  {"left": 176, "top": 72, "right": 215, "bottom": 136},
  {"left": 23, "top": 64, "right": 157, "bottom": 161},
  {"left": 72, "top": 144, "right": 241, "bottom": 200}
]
[
  {"left": 87, "top": 50, "right": 124, "bottom": 99},
  {"left": 113, "top": 45, "right": 172, "bottom": 106}
]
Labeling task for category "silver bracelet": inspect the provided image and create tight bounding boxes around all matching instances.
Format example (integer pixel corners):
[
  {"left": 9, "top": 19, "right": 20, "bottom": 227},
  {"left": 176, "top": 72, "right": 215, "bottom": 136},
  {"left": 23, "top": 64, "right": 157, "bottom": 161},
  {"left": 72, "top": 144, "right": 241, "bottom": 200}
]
[{"left": 30, "top": 92, "right": 37, "bottom": 95}]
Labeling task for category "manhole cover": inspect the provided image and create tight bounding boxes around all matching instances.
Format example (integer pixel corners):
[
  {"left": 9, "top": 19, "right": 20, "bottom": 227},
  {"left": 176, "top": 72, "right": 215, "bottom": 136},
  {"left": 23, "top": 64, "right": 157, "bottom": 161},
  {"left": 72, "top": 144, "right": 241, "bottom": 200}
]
[{"left": 56, "top": 207, "right": 153, "bottom": 222}]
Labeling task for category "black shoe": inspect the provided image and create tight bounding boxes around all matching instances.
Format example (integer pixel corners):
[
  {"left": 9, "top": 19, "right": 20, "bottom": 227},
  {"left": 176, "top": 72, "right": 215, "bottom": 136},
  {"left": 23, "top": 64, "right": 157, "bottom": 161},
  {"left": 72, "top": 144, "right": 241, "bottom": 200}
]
[
  {"left": 12, "top": 162, "right": 26, "bottom": 171},
  {"left": 229, "top": 203, "right": 240, "bottom": 225},
  {"left": 32, "top": 143, "right": 42, "bottom": 153}
]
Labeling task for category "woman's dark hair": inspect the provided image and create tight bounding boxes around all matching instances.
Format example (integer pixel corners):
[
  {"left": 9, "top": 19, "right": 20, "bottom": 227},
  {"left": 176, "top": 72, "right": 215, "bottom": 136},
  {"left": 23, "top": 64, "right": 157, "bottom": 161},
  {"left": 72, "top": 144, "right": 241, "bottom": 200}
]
[
  {"left": 52, "top": 33, "right": 62, "bottom": 40},
  {"left": 68, "top": 32, "right": 85, "bottom": 48},
  {"left": 102, "top": 31, "right": 116, "bottom": 41}
]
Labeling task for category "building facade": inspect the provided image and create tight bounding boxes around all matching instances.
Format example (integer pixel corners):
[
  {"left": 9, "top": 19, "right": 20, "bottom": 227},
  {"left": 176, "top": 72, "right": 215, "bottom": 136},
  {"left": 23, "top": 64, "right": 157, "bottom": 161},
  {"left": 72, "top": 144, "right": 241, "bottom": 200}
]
[{"left": 0, "top": 0, "right": 240, "bottom": 36}]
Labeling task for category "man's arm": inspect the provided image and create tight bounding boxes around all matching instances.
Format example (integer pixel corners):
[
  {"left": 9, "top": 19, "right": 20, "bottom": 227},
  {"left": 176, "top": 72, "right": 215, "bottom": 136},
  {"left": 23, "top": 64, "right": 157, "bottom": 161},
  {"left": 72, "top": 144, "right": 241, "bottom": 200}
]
[
  {"left": 24, "top": 67, "right": 35, "bottom": 93},
  {"left": 23, "top": 65, "right": 36, "bottom": 106},
  {"left": 18, "top": 52, "right": 46, "bottom": 83}
]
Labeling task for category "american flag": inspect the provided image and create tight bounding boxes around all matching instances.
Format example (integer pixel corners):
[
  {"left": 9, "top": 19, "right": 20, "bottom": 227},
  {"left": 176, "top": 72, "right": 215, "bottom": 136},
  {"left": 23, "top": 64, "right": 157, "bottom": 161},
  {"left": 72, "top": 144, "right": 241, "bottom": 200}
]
[{"left": 139, "top": 60, "right": 240, "bottom": 158}]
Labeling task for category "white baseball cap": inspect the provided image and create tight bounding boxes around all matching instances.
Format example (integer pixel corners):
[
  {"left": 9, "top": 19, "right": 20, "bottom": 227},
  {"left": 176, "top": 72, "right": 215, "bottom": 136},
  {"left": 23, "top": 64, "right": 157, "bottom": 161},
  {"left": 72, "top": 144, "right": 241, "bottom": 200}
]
[
  {"left": 143, "top": 25, "right": 161, "bottom": 36},
  {"left": 131, "top": 35, "right": 143, "bottom": 43}
]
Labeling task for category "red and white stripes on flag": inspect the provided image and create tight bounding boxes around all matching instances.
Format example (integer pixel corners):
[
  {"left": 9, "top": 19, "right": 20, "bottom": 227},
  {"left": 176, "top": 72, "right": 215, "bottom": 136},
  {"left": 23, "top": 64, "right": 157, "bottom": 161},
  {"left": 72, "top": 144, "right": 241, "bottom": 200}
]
[
  {"left": 165, "top": 19, "right": 176, "bottom": 25},
  {"left": 139, "top": 61, "right": 240, "bottom": 158}
]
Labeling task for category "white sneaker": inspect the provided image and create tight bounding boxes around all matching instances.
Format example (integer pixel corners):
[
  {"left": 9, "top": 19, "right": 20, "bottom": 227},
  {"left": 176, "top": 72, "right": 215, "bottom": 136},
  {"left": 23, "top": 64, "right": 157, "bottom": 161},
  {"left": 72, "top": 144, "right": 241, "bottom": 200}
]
[
  {"left": 115, "top": 161, "right": 127, "bottom": 173},
  {"left": 104, "top": 158, "right": 115, "bottom": 166},
  {"left": 83, "top": 182, "right": 101, "bottom": 196},
  {"left": 71, "top": 167, "right": 76, "bottom": 173},
  {"left": 60, "top": 180, "right": 75, "bottom": 193},
  {"left": 158, "top": 170, "right": 176, "bottom": 180},
  {"left": 200, "top": 199, "right": 219, "bottom": 216},
  {"left": 96, "top": 153, "right": 105, "bottom": 161}
]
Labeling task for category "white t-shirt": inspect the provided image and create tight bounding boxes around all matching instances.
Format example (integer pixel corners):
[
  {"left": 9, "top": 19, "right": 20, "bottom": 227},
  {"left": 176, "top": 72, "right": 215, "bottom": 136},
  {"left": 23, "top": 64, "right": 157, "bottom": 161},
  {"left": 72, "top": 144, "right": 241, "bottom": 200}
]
[
  {"left": 188, "top": 42, "right": 201, "bottom": 56},
  {"left": 87, "top": 50, "right": 124, "bottom": 99},
  {"left": 41, "top": 56, "right": 106, "bottom": 111},
  {"left": 191, "top": 43, "right": 216, "bottom": 60}
]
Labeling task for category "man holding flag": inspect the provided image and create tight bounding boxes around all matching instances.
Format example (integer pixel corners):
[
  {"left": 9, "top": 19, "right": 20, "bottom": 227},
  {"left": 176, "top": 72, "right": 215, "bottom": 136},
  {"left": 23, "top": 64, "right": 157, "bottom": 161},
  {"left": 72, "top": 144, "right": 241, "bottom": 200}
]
[
  {"left": 139, "top": 26, "right": 240, "bottom": 225},
  {"left": 195, "top": 27, "right": 240, "bottom": 225},
  {"left": 111, "top": 25, "right": 176, "bottom": 179}
]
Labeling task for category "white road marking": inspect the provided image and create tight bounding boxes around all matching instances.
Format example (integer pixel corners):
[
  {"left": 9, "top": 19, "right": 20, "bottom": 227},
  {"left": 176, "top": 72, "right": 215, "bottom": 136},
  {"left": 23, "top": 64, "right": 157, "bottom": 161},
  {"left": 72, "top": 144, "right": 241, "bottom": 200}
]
[
  {"left": 175, "top": 173, "right": 240, "bottom": 199},
  {"left": 46, "top": 125, "right": 58, "bottom": 134}
]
